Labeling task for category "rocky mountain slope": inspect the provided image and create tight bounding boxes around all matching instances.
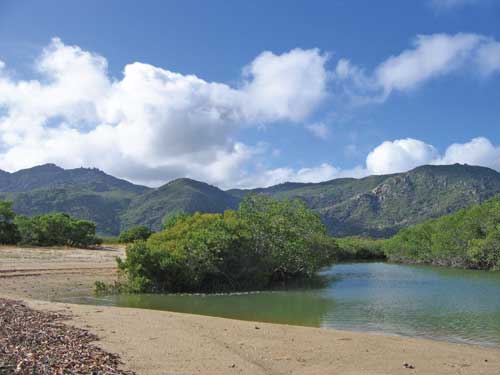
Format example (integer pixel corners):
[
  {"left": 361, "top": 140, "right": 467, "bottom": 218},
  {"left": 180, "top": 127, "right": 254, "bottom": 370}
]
[{"left": 1, "top": 163, "right": 499, "bottom": 237}]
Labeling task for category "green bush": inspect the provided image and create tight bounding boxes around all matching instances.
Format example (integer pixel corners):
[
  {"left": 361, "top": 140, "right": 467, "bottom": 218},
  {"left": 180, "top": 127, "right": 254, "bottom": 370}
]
[
  {"left": 118, "top": 226, "right": 153, "bottom": 243},
  {"left": 335, "top": 236, "right": 386, "bottom": 261},
  {"left": 162, "top": 211, "right": 189, "bottom": 230},
  {"left": 384, "top": 195, "right": 500, "bottom": 270},
  {"left": 0, "top": 201, "right": 20, "bottom": 245},
  {"left": 117, "top": 195, "right": 338, "bottom": 293},
  {"left": 14, "top": 212, "right": 101, "bottom": 248}
]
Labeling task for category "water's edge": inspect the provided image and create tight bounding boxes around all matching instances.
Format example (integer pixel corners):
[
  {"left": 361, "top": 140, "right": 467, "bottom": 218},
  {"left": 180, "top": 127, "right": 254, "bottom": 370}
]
[{"left": 59, "top": 262, "right": 500, "bottom": 348}]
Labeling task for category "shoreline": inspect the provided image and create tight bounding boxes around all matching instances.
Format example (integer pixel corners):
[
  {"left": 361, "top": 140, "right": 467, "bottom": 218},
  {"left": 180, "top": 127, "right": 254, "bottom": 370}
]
[
  {"left": 9, "top": 295, "right": 500, "bottom": 375},
  {"left": 2, "top": 246, "right": 500, "bottom": 374},
  {"left": 54, "top": 293, "right": 500, "bottom": 350}
]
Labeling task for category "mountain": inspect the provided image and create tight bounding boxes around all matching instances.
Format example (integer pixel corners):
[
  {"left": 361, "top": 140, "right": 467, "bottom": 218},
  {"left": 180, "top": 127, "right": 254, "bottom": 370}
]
[
  {"left": 120, "top": 178, "right": 240, "bottom": 231},
  {"left": 0, "top": 163, "right": 499, "bottom": 237},
  {"left": 0, "top": 164, "right": 151, "bottom": 235},
  {"left": 238, "top": 164, "right": 500, "bottom": 237}
]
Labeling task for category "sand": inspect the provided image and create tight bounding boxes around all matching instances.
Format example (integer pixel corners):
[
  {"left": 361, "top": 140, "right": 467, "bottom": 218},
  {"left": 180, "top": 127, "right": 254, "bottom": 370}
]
[{"left": 1, "top": 246, "right": 500, "bottom": 375}]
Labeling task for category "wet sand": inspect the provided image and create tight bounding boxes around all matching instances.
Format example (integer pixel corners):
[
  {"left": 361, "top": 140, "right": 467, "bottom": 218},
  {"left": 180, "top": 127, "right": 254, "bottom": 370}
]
[{"left": 1, "top": 246, "right": 500, "bottom": 375}]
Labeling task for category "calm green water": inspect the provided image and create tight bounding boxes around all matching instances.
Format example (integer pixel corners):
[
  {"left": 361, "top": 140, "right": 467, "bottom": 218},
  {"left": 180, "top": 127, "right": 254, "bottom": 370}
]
[{"left": 67, "top": 263, "right": 500, "bottom": 346}]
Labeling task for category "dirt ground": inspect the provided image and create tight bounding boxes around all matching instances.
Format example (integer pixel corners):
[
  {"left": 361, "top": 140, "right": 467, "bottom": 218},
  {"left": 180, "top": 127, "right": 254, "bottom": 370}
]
[
  {"left": 2, "top": 246, "right": 500, "bottom": 375},
  {"left": 0, "top": 245, "right": 124, "bottom": 300}
]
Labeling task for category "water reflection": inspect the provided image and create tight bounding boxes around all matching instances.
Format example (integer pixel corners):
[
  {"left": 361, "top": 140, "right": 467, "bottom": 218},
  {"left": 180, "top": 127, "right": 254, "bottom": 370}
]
[{"left": 64, "top": 262, "right": 500, "bottom": 346}]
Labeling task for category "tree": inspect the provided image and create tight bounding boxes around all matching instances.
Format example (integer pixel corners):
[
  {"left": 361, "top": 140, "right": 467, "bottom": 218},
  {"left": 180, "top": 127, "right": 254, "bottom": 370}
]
[
  {"left": 118, "top": 226, "right": 153, "bottom": 243},
  {"left": 383, "top": 194, "right": 500, "bottom": 270},
  {"left": 0, "top": 201, "right": 20, "bottom": 244},
  {"left": 162, "top": 211, "right": 189, "bottom": 230},
  {"left": 118, "top": 195, "right": 337, "bottom": 293},
  {"left": 15, "top": 213, "right": 100, "bottom": 248},
  {"left": 239, "top": 195, "right": 336, "bottom": 281}
]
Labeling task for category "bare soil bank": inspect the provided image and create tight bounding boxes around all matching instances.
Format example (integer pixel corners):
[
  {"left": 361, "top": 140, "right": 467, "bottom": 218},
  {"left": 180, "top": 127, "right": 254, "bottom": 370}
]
[{"left": 0, "top": 245, "right": 124, "bottom": 300}]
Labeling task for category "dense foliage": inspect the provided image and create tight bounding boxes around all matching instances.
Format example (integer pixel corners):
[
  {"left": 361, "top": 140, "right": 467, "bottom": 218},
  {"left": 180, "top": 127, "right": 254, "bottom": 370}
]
[
  {"left": 0, "top": 201, "right": 20, "bottom": 244},
  {"left": 335, "top": 236, "right": 386, "bottom": 260},
  {"left": 14, "top": 213, "right": 101, "bottom": 247},
  {"left": 118, "top": 225, "right": 152, "bottom": 243},
  {"left": 384, "top": 195, "right": 500, "bottom": 270},
  {"left": 117, "top": 195, "right": 338, "bottom": 293}
]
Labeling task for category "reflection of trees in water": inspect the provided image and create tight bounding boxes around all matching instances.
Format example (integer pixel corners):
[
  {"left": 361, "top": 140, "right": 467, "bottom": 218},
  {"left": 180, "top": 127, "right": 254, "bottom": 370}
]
[
  {"left": 112, "top": 287, "right": 337, "bottom": 327},
  {"left": 406, "top": 263, "right": 500, "bottom": 285},
  {"left": 91, "top": 263, "right": 500, "bottom": 346}
]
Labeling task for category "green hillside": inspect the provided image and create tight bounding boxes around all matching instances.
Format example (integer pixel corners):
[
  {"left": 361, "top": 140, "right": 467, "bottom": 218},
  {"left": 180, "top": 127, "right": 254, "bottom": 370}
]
[
  {"left": 244, "top": 164, "right": 500, "bottom": 237},
  {"left": 0, "top": 164, "right": 150, "bottom": 235},
  {"left": 1, "top": 163, "right": 499, "bottom": 237},
  {"left": 120, "top": 178, "right": 240, "bottom": 231}
]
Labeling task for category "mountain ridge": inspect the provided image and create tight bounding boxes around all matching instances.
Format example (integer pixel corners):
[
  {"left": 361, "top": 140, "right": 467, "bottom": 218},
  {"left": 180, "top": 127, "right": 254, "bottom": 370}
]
[{"left": 0, "top": 163, "right": 499, "bottom": 237}]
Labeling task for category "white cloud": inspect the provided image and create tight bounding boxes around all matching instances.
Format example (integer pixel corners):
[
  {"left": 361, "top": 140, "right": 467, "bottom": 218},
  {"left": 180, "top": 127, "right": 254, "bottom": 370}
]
[
  {"left": 248, "top": 136, "right": 500, "bottom": 187},
  {"left": 364, "top": 137, "right": 500, "bottom": 175},
  {"left": 436, "top": 137, "right": 500, "bottom": 169},
  {"left": 241, "top": 48, "right": 328, "bottom": 122},
  {"left": 476, "top": 42, "right": 500, "bottom": 76},
  {"left": 236, "top": 163, "right": 367, "bottom": 189},
  {"left": 366, "top": 138, "right": 439, "bottom": 175},
  {"left": 0, "top": 38, "right": 329, "bottom": 187},
  {"left": 335, "top": 33, "right": 500, "bottom": 102},
  {"left": 306, "top": 122, "right": 330, "bottom": 140},
  {"left": 1, "top": 37, "right": 499, "bottom": 189},
  {"left": 375, "top": 34, "right": 480, "bottom": 95}
]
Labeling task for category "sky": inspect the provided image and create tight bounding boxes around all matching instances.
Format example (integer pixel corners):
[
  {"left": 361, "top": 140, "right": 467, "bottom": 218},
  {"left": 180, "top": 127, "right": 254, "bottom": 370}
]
[{"left": 0, "top": 0, "right": 499, "bottom": 188}]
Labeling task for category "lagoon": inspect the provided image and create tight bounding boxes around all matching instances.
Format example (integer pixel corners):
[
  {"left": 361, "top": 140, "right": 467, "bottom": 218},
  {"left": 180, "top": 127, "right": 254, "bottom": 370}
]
[{"left": 67, "top": 262, "right": 500, "bottom": 346}]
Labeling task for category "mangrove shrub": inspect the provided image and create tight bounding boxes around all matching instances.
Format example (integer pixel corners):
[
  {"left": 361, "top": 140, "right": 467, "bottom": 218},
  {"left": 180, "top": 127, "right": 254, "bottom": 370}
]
[
  {"left": 117, "top": 195, "right": 338, "bottom": 293},
  {"left": 384, "top": 195, "right": 500, "bottom": 270},
  {"left": 118, "top": 225, "right": 153, "bottom": 243},
  {"left": 0, "top": 201, "right": 20, "bottom": 244},
  {"left": 14, "top": 213, "right": 101, "bottom": 247}
]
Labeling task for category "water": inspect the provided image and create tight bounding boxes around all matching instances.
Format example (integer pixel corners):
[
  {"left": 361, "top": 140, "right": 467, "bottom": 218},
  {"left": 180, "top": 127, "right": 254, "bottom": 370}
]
[{"left": 66, "top": 263, "right": 500, "bottom": 346}]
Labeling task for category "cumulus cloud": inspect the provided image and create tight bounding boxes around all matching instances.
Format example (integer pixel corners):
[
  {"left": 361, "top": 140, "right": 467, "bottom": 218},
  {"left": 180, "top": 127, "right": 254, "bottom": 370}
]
[
  {"left": 436, "top": 137, "right": 500, "bottom": 169},
  {"left": 0, "top": 38, "right": 329, "bottom": 187},
  {"left": 241, "top": 48, "right": 328, "bottom": 122},
  {"left": 364, "top": 137, "right": 500, "bottom": 175},
  {"left": 1, "top": 37, "right": 499, "bottom": 189},
  {"left": 335, "top": 33, "right": 500, "bottom": 102},
  {"left": 237, "top": 163, "right": 368, "bottom": 188},
  {"left": 248, "top": 136, "right": 500, "bottom": 188},
  {"left": 366, "top": 138, "right": 439, "bottom": 175}
]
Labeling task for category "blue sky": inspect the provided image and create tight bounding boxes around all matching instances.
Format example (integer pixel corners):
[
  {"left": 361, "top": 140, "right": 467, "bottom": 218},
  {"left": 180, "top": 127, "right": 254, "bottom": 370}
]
[{"left": 0, "top": 0, "right": 499, "bottom": 188}]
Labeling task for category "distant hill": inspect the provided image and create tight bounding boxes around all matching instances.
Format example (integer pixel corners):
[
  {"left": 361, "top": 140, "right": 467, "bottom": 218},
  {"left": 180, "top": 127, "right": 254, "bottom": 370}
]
[
  {"left": 120, "top": 178, "right": 240, "bottom": 231},
  {"left": 0, "top": 164, "right": 148, "bottom": 194},
  {"left": 0, "top": 164, "right": 150, "bottom": 235},
  {"left": 1, "top": 163, "right": 499, "bottom": 237},
  {"left": 237, "top": 164, "right": 500, "bottom": 237}
]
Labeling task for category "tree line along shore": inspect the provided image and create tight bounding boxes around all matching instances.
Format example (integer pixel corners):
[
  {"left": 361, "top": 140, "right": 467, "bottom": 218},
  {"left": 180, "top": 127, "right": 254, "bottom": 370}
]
[{"left": 1, "top": 194, "right": 499, "bottom": 294}]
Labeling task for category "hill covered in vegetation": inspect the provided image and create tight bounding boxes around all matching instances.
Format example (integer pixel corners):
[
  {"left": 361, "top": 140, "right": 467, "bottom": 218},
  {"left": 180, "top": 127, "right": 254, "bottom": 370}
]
[
  {"left": 0, "top": 164, "right": 150, "bottom": 235},
  {"left": 120, "top": 178, "right": 240, "bottom": 231},
  {"left": 233, "top": 164, "right": 500, "bottom": 237},
  {"left": 0, "top": 163, "right": 499, "bottom": 237}
]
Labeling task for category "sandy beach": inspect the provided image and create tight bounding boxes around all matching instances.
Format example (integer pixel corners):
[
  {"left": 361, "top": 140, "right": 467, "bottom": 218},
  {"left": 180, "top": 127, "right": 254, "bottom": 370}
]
[{"left": 1, "top": 246, "right": 500, "bottom": 375}]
